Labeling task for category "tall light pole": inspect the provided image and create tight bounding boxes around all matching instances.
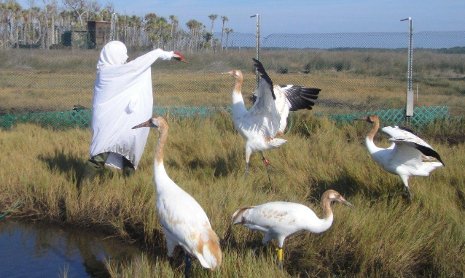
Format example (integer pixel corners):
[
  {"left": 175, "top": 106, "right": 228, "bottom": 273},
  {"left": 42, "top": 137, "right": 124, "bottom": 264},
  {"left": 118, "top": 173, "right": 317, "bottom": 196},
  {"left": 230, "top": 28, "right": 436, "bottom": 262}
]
[
  {"left": 250, "top": 14, "right": 260, "bottom": 87},
  {"left": 110, "top": 13, "right": 118, "bottom": 41},
  {"left": 401, "top": 17, "right": 414, "bottom": 119}
]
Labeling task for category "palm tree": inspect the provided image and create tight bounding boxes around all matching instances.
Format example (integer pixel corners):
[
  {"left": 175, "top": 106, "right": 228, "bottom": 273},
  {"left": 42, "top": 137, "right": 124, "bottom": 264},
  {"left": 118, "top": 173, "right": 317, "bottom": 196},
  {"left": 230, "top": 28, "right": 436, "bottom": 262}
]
[
  {"left": 144, "top": 13, "right": 159, "bottom": 47},
  {"left": 208, "top": 14, "right": 217, "bottom": 49},
  {"left": 169, "top": 15, "right": 178, "bottom": 50},
  {"left": 98, "top": 4, "right": 114, "bottom": 21},
  {"left": 128, "top": 15, "right": 142, "bottom": 47},
  {"left": 4, "top": 1, "right": 22, "bottom": 48},
  {"left": 155, "top": 16, "right": 170, "bottom": 48},
  {"left": 220, "top": 15, "right": 228, "bottom": 50},
  {"left": 186, "top": 19, "right": 205, "bottom": 52},
  {"left": 42, "top": 1, "right": 59, "bottom": 48},
  {"left": 224, "top": 27, "right": 233, "bottom": 50},
  {"left": 62, "top": 0, "right": 89, "bottom": 27}
]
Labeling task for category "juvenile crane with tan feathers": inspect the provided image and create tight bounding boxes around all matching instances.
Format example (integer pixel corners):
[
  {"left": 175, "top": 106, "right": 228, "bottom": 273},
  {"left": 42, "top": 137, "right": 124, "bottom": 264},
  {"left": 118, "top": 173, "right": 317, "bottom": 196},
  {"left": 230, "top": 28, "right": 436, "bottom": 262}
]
[
  {"left": 226, "top": 58, "right": 320, "bottom": 177},
  {"left": 361, "top": 115, "right": 444, "bottom": 199},
  {"left": 132, "top": 116, "right": 222, "bottom": 275},
  {"left": 231, "top": 189, "right": 352, "bottom": 267}
]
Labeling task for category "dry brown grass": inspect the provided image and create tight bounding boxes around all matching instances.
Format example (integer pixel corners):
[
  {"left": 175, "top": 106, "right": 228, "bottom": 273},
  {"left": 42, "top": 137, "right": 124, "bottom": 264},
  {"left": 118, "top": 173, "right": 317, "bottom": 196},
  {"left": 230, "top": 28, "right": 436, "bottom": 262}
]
[
  {"left": 1, "top": 114, "right": 464, "bottom": 276},
  {"left": 1, "top": 48, "right": 464, "bottom": 116}
]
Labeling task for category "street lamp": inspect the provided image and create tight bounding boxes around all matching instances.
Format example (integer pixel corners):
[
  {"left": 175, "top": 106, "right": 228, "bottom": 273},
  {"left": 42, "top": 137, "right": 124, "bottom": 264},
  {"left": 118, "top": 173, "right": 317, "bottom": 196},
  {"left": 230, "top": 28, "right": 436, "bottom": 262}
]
[
  {"left": 251, "top": 14, "right": 260, "bottom": 87},
  {"left": 401, "top": 17, "right": 414, "bottom": 119}
]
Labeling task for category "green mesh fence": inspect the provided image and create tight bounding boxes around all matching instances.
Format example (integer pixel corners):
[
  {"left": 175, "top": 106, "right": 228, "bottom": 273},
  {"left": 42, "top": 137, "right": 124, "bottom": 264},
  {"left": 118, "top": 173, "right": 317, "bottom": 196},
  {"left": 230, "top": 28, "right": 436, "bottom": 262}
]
[
  {"left": 0, "top": 105, "right": 449, "bottom": 130},
  {"left": 328, "top": 105, "right": 449, "bottom": 127},
  {"left": 0, "top": 106, "right": 225, "bottom": 129}
]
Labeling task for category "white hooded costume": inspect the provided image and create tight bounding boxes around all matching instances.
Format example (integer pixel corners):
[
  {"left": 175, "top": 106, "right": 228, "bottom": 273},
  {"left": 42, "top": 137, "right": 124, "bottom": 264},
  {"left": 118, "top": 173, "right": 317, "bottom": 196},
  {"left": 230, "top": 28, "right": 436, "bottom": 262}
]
[{"left": 90, "top": 41, "right": 175, "bottom": 169}]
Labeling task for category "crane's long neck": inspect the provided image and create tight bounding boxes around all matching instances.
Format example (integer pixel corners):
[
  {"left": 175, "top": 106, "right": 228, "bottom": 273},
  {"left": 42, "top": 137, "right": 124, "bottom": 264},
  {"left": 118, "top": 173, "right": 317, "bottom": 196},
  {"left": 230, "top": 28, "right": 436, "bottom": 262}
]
[
  {"left": 367, "top": 118, "right": 379, "bottom": 142},
  {"left": 154, "top": 125, "right": 169, "bottom": 182},
  {"left": 317, "top": 198, "right": 335, "bottom": 233},
  {"left": 307, "top": 192, "right": 334, "bottom": 233},
  {"left": 365, "top": 118, "right": 381, "bottom": 153},
  {"left": 304, "top": 196, "right": 334, "bottom": 234},
  {"left": 232, "top": 76, "right": 247, "bottom": 117}
]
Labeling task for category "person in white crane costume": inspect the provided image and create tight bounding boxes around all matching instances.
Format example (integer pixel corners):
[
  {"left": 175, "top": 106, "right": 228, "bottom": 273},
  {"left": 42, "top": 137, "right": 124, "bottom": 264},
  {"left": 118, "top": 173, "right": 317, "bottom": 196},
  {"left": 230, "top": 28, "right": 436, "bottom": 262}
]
[{"left": 82, "top": 41, "right": 186, "bottom": 183}]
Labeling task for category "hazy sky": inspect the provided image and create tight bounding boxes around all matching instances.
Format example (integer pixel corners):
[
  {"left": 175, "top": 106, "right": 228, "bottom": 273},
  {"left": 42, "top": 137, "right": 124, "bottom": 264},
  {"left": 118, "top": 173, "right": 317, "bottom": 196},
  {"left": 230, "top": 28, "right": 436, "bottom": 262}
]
[{"left": 17, "top": 0, "right": 465, "bottom": 35}]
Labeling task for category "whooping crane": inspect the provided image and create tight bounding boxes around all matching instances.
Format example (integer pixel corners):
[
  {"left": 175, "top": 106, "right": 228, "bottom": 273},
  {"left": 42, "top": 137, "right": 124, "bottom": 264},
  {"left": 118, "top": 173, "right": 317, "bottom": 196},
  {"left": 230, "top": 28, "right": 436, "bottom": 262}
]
[
  {"left": 226, "top": 58, "right": 320, "bottom": 178},
  {"left": 231, "top": 189, "right": 352, "bottom": 268},
  {"left": 361, "top": 115, "right": 444, "bottom": 200},
  {"left": 132, "top": 116, "right": 222, "bottom": 276}
]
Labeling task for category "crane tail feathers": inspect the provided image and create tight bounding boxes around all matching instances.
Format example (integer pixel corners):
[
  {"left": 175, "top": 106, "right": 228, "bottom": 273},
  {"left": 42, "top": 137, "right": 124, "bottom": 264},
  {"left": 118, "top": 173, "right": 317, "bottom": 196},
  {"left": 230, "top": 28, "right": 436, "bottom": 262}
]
[
  {"left": 196, "top": 230, "right": 222, "bottom": 269},
  {"left": 421, "top": 161, "right": 444, "bottom": 174},
  {"left": 269, "top": 138, "right": 287, "bottom": 148}
]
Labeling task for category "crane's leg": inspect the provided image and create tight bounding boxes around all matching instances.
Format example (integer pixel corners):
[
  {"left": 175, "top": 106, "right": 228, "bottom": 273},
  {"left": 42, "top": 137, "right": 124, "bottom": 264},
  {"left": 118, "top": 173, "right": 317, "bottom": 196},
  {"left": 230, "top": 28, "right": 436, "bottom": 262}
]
[
  {"left": 244, "top": 147, "right": 252, "bottom": 177},
  {"left": 400, "top": 175, "right": 412, "bottom": 201},
  {"left": 184, "top": 253, "right": 192, "bottom": 278},
  {"left": 261, "top": 152, "right": 272, "bottom": 185},
  {"left": 276, "top": 247, "right": 284, "bottom": 269}
]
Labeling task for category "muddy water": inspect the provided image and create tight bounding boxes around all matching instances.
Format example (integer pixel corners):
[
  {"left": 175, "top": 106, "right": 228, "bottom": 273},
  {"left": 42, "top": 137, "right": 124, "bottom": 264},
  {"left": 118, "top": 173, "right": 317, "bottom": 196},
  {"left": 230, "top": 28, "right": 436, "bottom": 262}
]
[{"left": 0, "top": 220, "right": 141, "bottom": 277}]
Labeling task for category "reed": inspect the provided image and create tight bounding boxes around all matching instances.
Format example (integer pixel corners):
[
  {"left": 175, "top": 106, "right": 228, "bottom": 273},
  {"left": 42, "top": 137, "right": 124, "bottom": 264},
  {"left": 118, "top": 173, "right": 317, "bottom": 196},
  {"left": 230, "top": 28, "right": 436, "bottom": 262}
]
[{"left": 0, "top": 112, "right": 464, "bottom": 277}]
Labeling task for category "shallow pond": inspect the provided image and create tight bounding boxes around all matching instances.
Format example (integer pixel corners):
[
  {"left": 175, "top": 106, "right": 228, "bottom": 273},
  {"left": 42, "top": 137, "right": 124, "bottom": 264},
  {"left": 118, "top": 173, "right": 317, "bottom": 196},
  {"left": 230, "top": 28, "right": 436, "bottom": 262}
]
[{"left": 0, "top": 220, "right": 141, "bottom": 277}]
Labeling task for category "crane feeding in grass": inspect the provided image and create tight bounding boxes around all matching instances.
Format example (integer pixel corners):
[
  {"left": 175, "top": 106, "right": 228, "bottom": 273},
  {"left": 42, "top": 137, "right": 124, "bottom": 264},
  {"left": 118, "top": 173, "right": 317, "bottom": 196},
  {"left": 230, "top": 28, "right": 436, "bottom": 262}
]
[
  {"left": 231, "top": 189, "right": 352, "bottom": 268},
  {"left": 360, "top": 115, "right": 444, "bottom": 200},
  {"left": 225, "top": 58, "right": 320, "bottom": 178},
  {"left": 132, "top": 116, "right": 222, "bottom": 276}
]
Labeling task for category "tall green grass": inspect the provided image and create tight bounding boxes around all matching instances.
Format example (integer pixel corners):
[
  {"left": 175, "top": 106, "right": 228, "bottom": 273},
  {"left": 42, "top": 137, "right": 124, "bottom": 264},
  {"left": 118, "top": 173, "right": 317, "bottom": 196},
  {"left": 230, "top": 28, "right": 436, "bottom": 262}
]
[{"left": 0, "top": 113, "right": 464, "bottom": 276}]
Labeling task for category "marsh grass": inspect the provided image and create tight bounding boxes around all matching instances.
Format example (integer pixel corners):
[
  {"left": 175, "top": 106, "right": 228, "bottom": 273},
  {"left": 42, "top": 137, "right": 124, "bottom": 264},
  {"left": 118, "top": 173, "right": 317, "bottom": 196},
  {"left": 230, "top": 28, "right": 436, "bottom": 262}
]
[
  {"left": 1, "top": 48, "right": 464, "bottom": 115},
  {"left": 0, "top": 112, "right": 464, "bottom": 277}
]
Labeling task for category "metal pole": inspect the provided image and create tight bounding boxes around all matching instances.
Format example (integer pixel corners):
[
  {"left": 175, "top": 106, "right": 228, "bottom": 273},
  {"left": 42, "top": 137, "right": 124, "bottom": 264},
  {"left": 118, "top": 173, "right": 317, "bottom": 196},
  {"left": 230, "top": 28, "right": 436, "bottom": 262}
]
[
  {"left": 401, "top": 17, "right": 414, "bottom": 119},
  {"left": 110, "top": 13, "right": 117, "bottom": 41},
  {"left": 250, "top": 14, "right": 260, "bottom": 87}
]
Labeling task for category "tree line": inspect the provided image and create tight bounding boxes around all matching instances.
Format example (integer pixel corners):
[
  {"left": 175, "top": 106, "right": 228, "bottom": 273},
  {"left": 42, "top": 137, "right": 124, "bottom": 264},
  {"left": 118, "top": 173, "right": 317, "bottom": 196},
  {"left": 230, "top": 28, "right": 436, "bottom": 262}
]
[{"left": 0, "top": 0, "right": 234, "bottom": 52}]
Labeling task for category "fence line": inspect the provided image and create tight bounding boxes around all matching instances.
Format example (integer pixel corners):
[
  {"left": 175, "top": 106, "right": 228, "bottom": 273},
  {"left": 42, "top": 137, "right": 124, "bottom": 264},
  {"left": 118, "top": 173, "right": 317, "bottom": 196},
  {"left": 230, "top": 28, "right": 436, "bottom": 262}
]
[{"left": 0, "top": 32, "right": 464, "bottom": 128}]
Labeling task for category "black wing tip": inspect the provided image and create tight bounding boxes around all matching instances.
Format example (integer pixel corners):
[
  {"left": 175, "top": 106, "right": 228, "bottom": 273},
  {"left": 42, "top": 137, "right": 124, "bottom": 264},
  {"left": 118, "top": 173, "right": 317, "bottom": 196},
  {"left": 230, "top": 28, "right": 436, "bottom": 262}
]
[
  {"left": 301, "top": 88, "right": 321, "bottom": 100},
  {"left": 283, "top": 86, "right": 320, "bottom": 111},
  {"left": 252, "top": 58, "right": 275, "bottom": 100},
  {"left": 302, "top": 87, "right": 321, "bottom": 95},
  {"left": 252, "top": 58, "right": 265, "bottom": 72},
  {"left": 415, "top": 144, "right": 445, "bottom": 165}
]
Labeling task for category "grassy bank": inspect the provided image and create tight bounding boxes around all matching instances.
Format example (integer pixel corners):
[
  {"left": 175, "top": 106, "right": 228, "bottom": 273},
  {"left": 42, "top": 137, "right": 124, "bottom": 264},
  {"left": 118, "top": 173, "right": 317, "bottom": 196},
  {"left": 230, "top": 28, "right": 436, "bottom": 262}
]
[{"left": 0, "top": 113, "right": 464, "bottom": 276}]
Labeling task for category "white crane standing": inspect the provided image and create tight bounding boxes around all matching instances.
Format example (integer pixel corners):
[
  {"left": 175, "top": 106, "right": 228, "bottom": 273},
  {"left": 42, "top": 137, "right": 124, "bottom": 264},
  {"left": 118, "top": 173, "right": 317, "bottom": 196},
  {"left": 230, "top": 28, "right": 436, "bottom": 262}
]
[
  {"left": 132, "top": 116, "right": 222, "bottom": 276},
  {"left": 361, "top": 115, "right": 444, "bottom": 200},
  {"left": 231, "top": 189, "right": 352, "bottom": 268},
  {"left": 226, "top": 58, "right": 320, "bottom": 179}
]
